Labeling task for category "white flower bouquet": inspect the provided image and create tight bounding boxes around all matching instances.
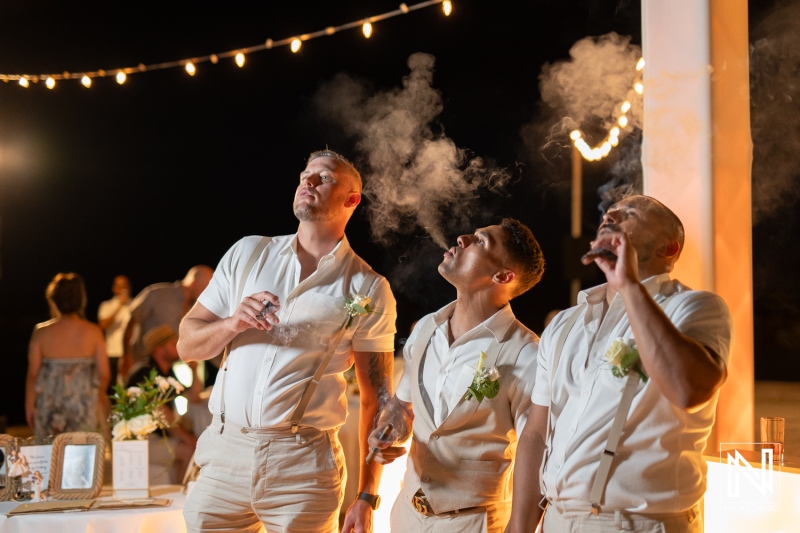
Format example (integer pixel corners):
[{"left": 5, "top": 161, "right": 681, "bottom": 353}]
[
  {"left": 464, "top": 351, "right": 500, "bottom": 402},
  {"left": 604, "top": 338, "right": 648, "bottom": 382},
  {"left": 108, "top": 369, "right": 185, "bottom": 441}
]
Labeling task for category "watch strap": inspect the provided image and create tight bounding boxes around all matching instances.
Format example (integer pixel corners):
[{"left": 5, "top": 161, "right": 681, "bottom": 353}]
[{"left": 357, "top": 491, "right": 380, "bottom": 510}]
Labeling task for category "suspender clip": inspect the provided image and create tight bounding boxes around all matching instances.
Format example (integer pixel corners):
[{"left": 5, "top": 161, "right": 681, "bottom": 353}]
[
  {"left": 291, "top": 422, "right": 299, "bottom": 434},
  {"left": 591, "top": 503, "right": 601, "bottom": 515}
]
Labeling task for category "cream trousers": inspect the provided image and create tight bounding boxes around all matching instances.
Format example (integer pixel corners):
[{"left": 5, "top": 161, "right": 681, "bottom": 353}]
[
  {"left": 184, "top": 416, "right": 345, "bottom": 533},
  {"left": 541, "top": 505, "right": 702, "bottom": 533}
]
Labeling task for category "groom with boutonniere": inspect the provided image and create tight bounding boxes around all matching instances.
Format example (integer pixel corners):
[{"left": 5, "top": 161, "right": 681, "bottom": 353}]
[
  {"left": 367, "top": 218, "right": 545, "bottom": 533},
  {"left": 506, "top": 195, "right": 732, "bottom": 533}
]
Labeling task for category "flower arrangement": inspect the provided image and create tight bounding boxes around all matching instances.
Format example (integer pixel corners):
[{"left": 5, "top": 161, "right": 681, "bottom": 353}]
[
  {"left": 604, "top": 338, "right": 648, "bottom": 382},
  {"left": 464, "top": 351, "right": 500, "bottom": 402},
  {"left": 344, "top": 294, "right": 372, "bottom": 328},
  {"left": 109, "top": 369, "right": 185, "bottom": 441}
]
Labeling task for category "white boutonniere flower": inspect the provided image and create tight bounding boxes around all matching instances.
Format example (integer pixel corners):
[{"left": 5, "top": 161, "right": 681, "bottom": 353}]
[
  {"left": 344, "top": 294, "right": 372, "bottom": 328},
  {"left": 604, "top": 338, "right": 648, "bottom": 382},
  {"left": 464, "top": 351, "right": 500, "bottom": 402}
]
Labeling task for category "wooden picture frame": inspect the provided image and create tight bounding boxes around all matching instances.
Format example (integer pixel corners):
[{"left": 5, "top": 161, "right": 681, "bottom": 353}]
[
  {"left": 48, "top": 432, "right": 105, "bottom": 500},
  {"left": 0, "top": 434, "right": 13, "bottom": 501}
]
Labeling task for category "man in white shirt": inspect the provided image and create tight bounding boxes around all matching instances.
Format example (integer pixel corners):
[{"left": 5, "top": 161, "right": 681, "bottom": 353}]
[
  {"left": 367, "top": 218, "right": 544, "bottom": 533},
  {"left": 178, "top": 150, "right": 397, "bottom": 533},
  {"left": 98, "top": 274, "right": 131, "bottom": 391},
  {"left": 507, "top": 195, "right": 732, "bottom": 533}
]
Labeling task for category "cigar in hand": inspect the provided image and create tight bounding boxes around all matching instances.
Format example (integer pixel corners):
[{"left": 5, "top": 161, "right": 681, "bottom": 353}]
[
  {"left": 256, "top": 301, "right": 276, "bottom": 321},
  {"left": 365, "top": 424, "right": 393, "bottom": 465},
  {"left": 581, "top": 247, "right": 617, "bottom": 263}
]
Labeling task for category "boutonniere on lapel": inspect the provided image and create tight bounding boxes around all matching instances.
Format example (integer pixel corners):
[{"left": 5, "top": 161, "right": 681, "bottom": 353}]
[
  {"left": 465, "top": 351, "right": 500, "bottom": 402},
  {"left": 604, "top": 338, "right": 648, "bottom": 382},
  {"left": 344, "top": 294, "right": 372, "bottom": 328}
]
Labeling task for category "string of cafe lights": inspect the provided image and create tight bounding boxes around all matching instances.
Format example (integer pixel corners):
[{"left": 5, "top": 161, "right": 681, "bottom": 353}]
[
  {"left": 2, "top": 0, "right": 453, "bottom": 90},
  {"left": 569, "top": 57, "right": 645, "bottom": 162}
]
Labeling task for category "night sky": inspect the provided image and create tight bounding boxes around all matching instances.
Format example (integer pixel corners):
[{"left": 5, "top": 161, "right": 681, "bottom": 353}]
[{"left": 0, "top": 0, "right": 796, "bottom": 426}]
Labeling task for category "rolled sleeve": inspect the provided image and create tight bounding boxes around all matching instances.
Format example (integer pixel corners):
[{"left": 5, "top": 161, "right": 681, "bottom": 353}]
[{"left": 351, "top": 276, "right": 397, "bottom": 353}]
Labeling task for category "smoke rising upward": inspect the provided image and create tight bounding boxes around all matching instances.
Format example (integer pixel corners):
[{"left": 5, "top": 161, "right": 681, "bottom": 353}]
[
  {"left": 312, "top": 53, "right": 511, "bottom": 249},
  {"left": 750, "top": 0, "right": 800, "bottom": 224}
]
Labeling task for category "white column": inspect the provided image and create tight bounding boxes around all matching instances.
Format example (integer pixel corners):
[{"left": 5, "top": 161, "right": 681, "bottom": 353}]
[{"left": 641, "top": 0, "right": 753, "bottom": 446}]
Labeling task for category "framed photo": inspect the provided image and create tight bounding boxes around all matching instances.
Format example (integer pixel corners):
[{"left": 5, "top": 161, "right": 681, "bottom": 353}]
[
  {"left": 0, "top": 434, "right": 12, "bottom": 501},
  {"left": 49, "top": 432, "right": 105, "bottom": 500}
]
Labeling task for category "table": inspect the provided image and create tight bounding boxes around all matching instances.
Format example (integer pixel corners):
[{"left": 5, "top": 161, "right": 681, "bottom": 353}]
[{"left": 0, "top": 485, "right": 187, "bottom": 533}]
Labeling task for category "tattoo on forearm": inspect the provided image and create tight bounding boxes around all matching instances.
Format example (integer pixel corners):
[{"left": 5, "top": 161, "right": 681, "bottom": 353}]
[{"left": 368, "top": 352, "right": 392, "bottom": 428}]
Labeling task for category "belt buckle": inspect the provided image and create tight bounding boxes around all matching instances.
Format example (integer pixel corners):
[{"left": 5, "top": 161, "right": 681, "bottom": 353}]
[{"left": 412, "top": 494, "right": 430, "bottom": 515}]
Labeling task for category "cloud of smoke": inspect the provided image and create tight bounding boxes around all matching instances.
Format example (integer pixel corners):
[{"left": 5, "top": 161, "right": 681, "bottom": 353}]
[
  {"left": 750, "top": 0, "right": 800, "bottom": 224},
  {"left": 312, "top": 52, "right": 512, "bottom": 250}
]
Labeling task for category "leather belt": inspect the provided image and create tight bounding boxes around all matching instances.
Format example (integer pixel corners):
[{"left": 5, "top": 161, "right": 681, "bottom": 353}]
[{"left": 411, "top": 489, "right": 480, "bottom": 517}]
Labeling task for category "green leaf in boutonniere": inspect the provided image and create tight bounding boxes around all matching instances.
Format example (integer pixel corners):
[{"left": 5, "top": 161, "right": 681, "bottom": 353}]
[
  {"left": 464, "top": 351, "right": 501, "bottom": 402},
  {"left": 605, "top": 338, "right": 648, "bottom": 382},
  {"left": 344, "top": 294, "right": 372, "bottom": 328}
]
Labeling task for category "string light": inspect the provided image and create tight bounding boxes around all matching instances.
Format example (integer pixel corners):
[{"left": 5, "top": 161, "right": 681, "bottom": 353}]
[
  {"left": 0, "top": 1, "right": 449, "bottom": 91},
  {"left": 235, "top": 52, "right": 245, "bottom": 67},
  {"left": 570, "top": 56, "right": 643, "bottom": 162},
  {"left": 362, "top": 21, "right": 373, "bottom": 38},
  {"left": 46, "top": 77, "right": 56, "bottom": 89},
  {"left": 116, "top": 71, "right": 126, "bottom": 84}
]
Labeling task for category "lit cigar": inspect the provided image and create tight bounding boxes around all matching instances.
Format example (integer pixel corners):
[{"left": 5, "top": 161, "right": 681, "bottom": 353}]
[
  {"left": 256, "top": 301, "right": 276, "bottom": 321},
  {"left": 581, "top": 247, "right": 617, "bottom": 263},
  {"left": 365, "top": 424, "right": 393, "bottom": 465}
]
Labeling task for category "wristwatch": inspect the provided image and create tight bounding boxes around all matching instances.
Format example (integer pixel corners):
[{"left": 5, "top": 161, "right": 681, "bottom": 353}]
[{"left": 357, "top": 491, "right": 381, "bottom": 510}]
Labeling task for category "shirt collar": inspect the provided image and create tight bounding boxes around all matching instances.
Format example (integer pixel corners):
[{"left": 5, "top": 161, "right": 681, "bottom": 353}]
[
  {"left": 431, "top": 301, "right": 517, "bottom": 342},
  {"left": 280, "top": 233, "right": 351, "bottom": 268},
  {"left": 577, "top": 272, "right": 673, "bottom": 306}
]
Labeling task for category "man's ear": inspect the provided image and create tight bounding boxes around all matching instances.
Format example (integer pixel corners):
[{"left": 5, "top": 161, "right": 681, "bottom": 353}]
[
  {"left": 344, "top": 192, "right": 361, "bottom": 208},
  {"left": 661, "top": 240, "right": 680, "bottom": 259},
  {"left": 493, "top": 269, "right": 516, "bottom": 286}
]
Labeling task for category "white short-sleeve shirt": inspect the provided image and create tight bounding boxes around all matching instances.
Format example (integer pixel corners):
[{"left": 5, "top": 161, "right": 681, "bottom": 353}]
[
  {"left": 396, "top": 302, "right": 538, "bottom": 432},
  {"left": 534, "top": 274, "right": 732, "bottom": 513},
  {"left": 199, "top": 234, "right": 397, "bottom": 430}
]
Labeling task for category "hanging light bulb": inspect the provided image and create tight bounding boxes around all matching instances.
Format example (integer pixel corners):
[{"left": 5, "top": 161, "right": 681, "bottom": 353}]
[
  {"left": 618, "top": 116, "right": 629, "bottom": 128},
  {"left": 116, "top": 72, "right": 127, "bottom": 84},
  {"left": 185, "top": 62, "right": 196, "bottom": 76},
  {"left": 81, "top": 75, "right": 92, "bottom": 88},
  {"left": 621, "top": 101, "right": 631, "bottom": 113},
  {"left": 210, "top": 54, "right": 219, "bottom": 64},
  {"left": 569, "top": 130, "right": 582, "bottom": 141},
  {"left": 18, "top": 77, "right": 29, "bottom": 88},
  {"left": 290, "top": 38, "right": 302, "bottom": 53},
  {"left": 636, "top": 58, "right": 646, "bottom": 71},
  {"left": 235, "top": 52, "right": 245, "bottom": 67},
  {"left": 400, "top": 3, "right": 409, "bottom": 14},
  {"left": 634, "top": 82, "right": 643, "bottom": 95},
  {"left": 45, "top": 77, "right": 56, "bottom": 89},
  {"left": 362, "top": 21, "right": 373, "bottom": 38},
  {"left": 443, "top": 0, "right": 453, "bottom": 16}
]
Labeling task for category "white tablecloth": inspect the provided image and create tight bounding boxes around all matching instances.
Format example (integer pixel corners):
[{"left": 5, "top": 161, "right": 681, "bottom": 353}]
[{"left": 0, "top": 486, "right": 187, "bottom": 533}]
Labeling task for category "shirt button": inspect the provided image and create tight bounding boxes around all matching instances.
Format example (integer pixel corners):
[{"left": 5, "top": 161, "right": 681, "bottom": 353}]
[
  {"left": 555, "top": 464, "right": 562, "bottom": 471},
  {"left": 569, "top": 425, "right": 577, "bottom": 432},
  {"left": 421, "top": 475, "right": 430, "bottom": 482},
  {"left": 582, "top": 389, "right": 589, "bottom": 396},
  {"left": 256, "top": 390, "right": 262, "bottom": 396},
  {"left": 431, "top": 435, "right": 439, "bottom": 440}
]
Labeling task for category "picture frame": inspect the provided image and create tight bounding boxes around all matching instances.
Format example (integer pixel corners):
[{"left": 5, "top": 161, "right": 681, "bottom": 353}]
[
  {"left": 48, "top": 432, "right": 105, "bottom": 500},
  {"left": 0, "top": 434, "right": 13, "bottom": 501}
]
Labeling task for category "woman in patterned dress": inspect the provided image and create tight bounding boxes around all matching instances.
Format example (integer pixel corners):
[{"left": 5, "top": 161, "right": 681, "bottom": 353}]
[{"left": 25, "top": 273, "right": 110, "bottom": 440}]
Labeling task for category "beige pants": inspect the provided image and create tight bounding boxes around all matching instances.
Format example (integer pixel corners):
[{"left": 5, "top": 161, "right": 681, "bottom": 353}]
[
  {"left": 542, "top": 505, "right": 702, "bottom": 533},
  {"left": 183, "top": 417, "right": 345, "bottom": 533},
  {"left": 389, "top": 486, "right": 510, "bottom": 533}
]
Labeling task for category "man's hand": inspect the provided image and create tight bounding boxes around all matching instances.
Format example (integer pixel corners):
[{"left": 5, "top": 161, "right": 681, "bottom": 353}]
[
  {"left": 585, "top": 230, "right": 640, "bottom": 291},
  {"left": 366, "top": 425, "right": 408, "bottom": 465},
  {"left": 341, "top": 499, "right": 373, "bottom": 533},
  {"left": 227, "top": 291, "right": 281, "bottom": 333}
]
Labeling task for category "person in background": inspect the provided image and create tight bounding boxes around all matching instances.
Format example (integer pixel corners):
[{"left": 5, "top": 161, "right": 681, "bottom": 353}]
[
  {"left": 98, "top": 274, "right": 132, "bottom": 392},
  {"left": 127, "top": 324, "right": 201, "bottom": 484},
  {"left": 120, "top": 265, "right": 213, "bottom": 379},
  {"left": 25, "top": 273, "right": 110, "bottom": 440}
]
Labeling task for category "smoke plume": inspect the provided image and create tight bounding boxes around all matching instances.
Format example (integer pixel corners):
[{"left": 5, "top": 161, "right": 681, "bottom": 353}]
[
  {"left": 312, "top": 52, "right": 512, "bottom": 250},
  {"left": 750, "top": 0, "right": 800, "bottom": 224}
]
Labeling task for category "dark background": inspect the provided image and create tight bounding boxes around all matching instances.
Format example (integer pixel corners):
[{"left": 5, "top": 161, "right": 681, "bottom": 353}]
[{"left": 0, "top": 0, "right": 796, "bottom": 427}]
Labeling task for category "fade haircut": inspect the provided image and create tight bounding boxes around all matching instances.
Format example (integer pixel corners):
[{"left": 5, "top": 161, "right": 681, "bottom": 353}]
[
  {"left": 500, "top": 218, "right": 545, "bottom": 298},
  {"left": 46, "top": 272, "right": 87, "bottom": 317},
  {"left": 307, "top": 149, "right": 363, "bottom": 192},
  {"left": 642, "top": 195, "right": 685, "bottom": 258}
]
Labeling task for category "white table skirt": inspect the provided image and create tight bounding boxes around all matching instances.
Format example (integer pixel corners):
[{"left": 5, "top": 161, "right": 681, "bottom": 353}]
[{"left": 0, "top": 486, "right": 187, "bottom": 533}]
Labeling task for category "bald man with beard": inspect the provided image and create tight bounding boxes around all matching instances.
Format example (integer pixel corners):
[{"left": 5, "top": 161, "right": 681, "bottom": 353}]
[{"left": 507, "top": 195, "right": 732, "bottom": 533}]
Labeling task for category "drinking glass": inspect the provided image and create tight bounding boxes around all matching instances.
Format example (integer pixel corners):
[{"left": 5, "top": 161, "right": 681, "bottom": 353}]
[{"left": 760, "top": 416, "right": 785, "bottom": 465}]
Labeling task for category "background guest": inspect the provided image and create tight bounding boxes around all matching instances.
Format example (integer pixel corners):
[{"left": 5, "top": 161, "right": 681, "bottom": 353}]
[
  {"left": 25, "top": 273, "right": 110, "bottom": 440},
  {"left": 98, "top": 274, "right": 132, "bottom": 393}
]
